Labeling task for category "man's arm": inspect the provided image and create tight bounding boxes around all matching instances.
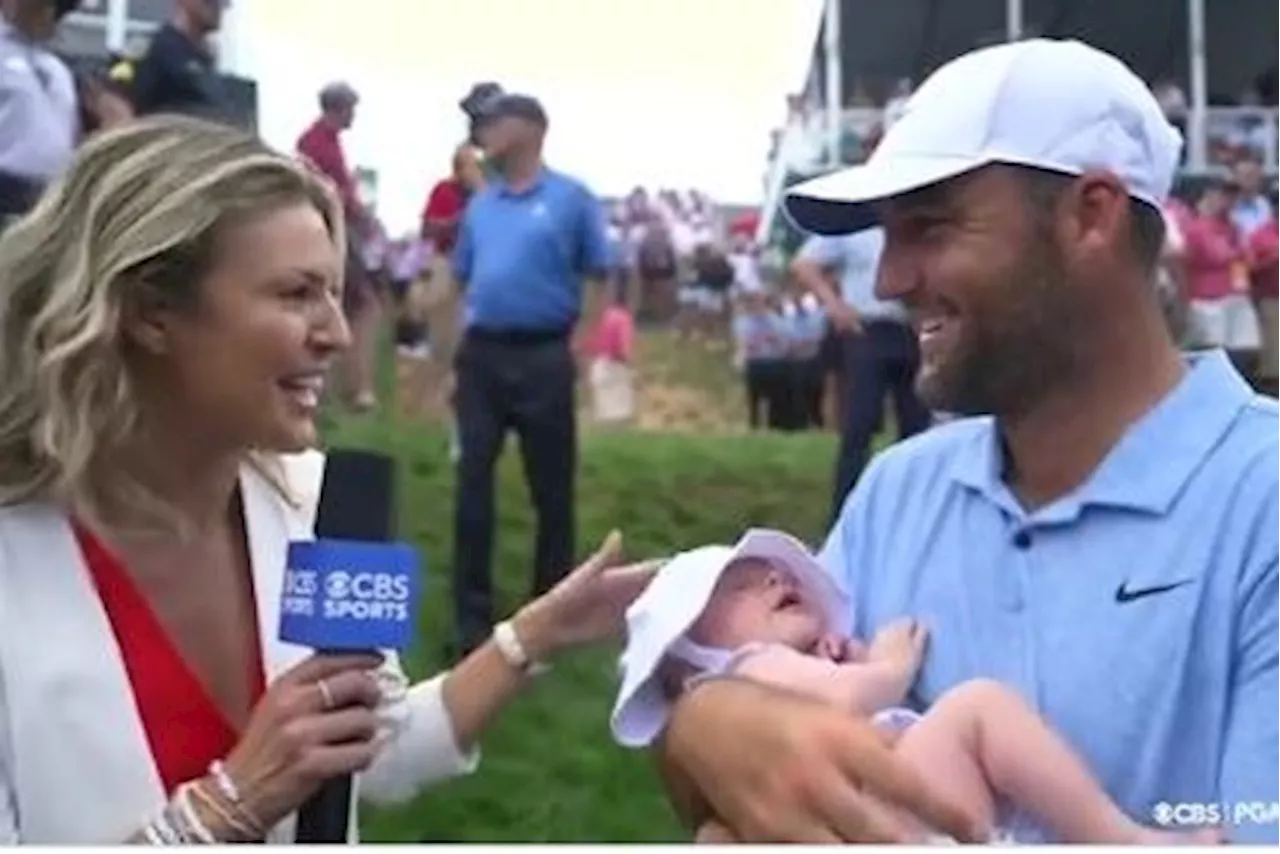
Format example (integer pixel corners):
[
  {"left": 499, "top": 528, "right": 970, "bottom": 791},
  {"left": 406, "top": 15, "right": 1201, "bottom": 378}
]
[
  {"left": 1219, "top": 556, "right": 1278, "bottom": 844},
  {"left": 450, "top": 206, "right": 475, "bottom": 289},
  {"left": 791, "top": 236, "right": 859, "bottom": 332},
  {"left": 572, "top": 188, "right": 612, "bottom": 359}
]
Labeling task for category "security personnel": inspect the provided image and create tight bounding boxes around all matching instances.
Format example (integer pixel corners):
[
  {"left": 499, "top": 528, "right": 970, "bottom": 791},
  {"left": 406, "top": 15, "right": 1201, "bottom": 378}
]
[
  {"left": 448, "top": 93, "right": 610, "bottom": 658},
  {"left": 130, "top": 0, "right": 226, "bottom": 120},
  {"left": 0, "top": 0, "right": 79, "bottom": 222}
]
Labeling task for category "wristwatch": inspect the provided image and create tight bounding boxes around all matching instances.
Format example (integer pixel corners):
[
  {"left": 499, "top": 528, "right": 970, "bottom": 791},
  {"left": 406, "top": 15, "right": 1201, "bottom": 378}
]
[{"left": 492, "top": 620, "right": 550, "bottom": 677}]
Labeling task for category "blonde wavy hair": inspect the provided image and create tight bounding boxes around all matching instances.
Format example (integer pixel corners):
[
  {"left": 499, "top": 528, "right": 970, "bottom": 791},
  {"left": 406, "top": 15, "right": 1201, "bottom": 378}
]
[{"left": 0, "top": 115, "right": 345, "bottom": 531}]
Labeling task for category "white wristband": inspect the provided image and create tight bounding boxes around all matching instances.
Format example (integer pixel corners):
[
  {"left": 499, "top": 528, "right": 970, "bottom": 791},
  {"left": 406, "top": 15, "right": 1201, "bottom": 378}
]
[{"left": 492, "top": 620, "right": 549, "bottom": 676}]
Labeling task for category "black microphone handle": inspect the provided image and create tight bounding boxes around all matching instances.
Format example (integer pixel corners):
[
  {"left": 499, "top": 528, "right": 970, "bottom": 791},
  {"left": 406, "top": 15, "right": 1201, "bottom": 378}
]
[
  {"left": 294, "top": 774, "right": 353, "bottom": 843},
  {"left": 293, "top": 449, "right": 398, "bottom": 843}
]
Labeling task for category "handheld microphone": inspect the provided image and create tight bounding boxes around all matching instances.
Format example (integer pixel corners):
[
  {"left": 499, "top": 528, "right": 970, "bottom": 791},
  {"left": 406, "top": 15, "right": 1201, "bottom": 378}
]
[{"left": 281, "top": 449, "right": 421, "bottom": 843}]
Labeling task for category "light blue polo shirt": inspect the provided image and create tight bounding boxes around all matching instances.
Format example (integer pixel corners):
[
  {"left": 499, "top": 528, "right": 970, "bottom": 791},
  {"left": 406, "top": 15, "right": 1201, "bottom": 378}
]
[
  {"left": 819, "top": 351, "right": 1278, "bottom": 843},
  {"left": 452, "top": 168, "right": 610, "bottom": 332},
  {"left": 796, "top": 228, "right": 907, "bottom": 324}
]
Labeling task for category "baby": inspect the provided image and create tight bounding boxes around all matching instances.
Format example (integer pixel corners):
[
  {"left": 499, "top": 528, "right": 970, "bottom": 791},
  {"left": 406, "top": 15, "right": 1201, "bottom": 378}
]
[{"left": 611, "top": 528, "right": 1221, "bottom": 845}]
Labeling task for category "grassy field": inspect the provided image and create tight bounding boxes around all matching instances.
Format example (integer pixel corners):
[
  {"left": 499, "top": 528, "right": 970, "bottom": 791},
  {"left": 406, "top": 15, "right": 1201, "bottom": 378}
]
[{"left": 323, "top": 333, "right": 839, "bottom": 841}]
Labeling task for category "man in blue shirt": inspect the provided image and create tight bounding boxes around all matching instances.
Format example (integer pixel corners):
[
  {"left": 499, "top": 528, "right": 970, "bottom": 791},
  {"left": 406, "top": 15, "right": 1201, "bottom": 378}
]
[
  {"left": 655, "top": 39, "right": 1278, "bottom": 844},
  {"left": 791, "top": 226, "right": 931, "bottom": 516},
  {"left": 449, "top": 93, "right": 610, "bottom": 658}
]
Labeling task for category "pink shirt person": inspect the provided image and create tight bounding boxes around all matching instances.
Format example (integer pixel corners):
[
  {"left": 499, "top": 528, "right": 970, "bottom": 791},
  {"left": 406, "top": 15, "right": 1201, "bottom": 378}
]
[{"left": 588, "top": 304, "right": 634, "bottom": 364}]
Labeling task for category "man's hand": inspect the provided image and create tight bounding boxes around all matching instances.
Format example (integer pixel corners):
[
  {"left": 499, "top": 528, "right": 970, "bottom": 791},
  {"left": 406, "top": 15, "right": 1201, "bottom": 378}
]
[
  {"left": 827, "top": 300, "right": 863, "bottom": 335},
  {"left": 661, "top": 678, "right": 984, "bottom": 843}
]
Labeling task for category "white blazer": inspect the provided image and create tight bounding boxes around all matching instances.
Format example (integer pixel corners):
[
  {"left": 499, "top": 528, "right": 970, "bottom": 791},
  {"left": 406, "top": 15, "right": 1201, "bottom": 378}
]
[{"left": 0, "top": 450, "right": 478, "bottom": 843}]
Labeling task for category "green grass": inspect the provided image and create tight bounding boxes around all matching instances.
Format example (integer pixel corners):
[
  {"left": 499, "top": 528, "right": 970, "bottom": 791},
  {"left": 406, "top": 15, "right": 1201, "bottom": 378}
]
[{"left": 323, "top": 412, "right": 837, "bottom": 841}]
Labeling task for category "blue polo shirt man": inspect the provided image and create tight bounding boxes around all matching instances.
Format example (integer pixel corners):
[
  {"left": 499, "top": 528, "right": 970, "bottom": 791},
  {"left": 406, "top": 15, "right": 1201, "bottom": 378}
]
[
  {"left": 652, "top": 40, "right": 1275, "bottom": 846},
  {"left": 448, "top": 92, "right": 610, "bottom": 658},
  {"left": 776, "top": 39, "right": 1280, "bottom": 843},
  {"left": 819, "top": 353, "right": 1278, "bottom": 842}
]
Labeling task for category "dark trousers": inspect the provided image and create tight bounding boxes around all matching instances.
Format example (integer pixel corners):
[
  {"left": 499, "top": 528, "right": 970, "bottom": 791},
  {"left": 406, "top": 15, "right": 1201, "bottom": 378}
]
[
  {"left": 831, "top": 322, "right": 931, "bottom": 519},
  {"left": 792, "top": 355, "right": 825, "bottom": 428},
  {"left": 745, "top": 359, "right": 787, "bottom": 429},
  {"left": 451, "top": 330, "right": 577, "bottom": 648}
]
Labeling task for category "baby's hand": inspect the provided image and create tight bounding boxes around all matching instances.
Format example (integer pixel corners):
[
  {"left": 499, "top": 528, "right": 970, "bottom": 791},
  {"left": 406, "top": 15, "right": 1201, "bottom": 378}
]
[{"left": 867, "top": 617, "right": 928, "bottom": 673}]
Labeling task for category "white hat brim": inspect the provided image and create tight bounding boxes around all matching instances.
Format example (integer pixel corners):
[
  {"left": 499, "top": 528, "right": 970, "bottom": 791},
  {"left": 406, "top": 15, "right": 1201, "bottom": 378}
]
[{"left": 783, "top": 152, "right": 989, "bottom": 236}]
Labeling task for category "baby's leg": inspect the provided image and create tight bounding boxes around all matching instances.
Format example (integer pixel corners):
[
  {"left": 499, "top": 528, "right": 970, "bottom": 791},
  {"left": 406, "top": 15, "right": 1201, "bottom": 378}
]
[{"left": 894, "top": 679, "right": 1217, "bottom": 844}]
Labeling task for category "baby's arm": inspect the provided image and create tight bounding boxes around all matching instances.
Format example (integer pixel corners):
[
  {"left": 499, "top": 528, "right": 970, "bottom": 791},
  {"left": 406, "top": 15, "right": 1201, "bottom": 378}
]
[{"left": 731, "top": 645, "right": 915, "bottom": 714}]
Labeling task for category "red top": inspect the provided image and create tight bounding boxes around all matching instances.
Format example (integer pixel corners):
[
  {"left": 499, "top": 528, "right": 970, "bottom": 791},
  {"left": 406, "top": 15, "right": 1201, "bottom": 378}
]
[
  {"left": 1182, "top": 214, "right": 1250, "bottom": 301},
  {"left": 297, "top": 118, "right": 364, "bottom": 222},
  {"left": 74, "top": 523, "right": 265, "bottom": 795},
  {"left": 587, "top": 304, "right": 635, "bottom": 363},
  {"left": 421, "top": 177, "right": 467, "bottom": 252},
  {"left": 1248, "top": 219, "right": 1279, "bottom": 300}
]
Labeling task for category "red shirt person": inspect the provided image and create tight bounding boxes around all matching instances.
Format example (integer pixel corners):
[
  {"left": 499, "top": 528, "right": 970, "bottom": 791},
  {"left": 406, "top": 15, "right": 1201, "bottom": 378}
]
[{"left": 296, "top": 82, "right": 366, "bottom": 228}]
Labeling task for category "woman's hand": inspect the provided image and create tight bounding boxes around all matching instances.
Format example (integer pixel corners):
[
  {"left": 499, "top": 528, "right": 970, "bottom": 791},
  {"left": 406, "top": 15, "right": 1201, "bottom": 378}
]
[
  {"left": 661, "top": 677, "right": 984, "bottom": 843},
  {"left": 215, "top": 654, "right": 384, "bottom": 836},
  {"left": 513, "top": 530, "right": 661, "bottom": 661}
]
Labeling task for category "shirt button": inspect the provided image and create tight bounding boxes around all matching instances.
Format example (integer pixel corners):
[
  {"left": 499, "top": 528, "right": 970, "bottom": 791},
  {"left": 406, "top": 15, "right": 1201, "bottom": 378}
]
[{"left": 1012, "top": 530, "right": 1032, "bottom": 550}]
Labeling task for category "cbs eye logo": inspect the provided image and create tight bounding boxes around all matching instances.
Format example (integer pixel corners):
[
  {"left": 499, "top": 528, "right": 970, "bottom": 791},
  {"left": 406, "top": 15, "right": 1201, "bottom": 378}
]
[{"left": 325, "top": 571, "right": 353, "bottom": 600}]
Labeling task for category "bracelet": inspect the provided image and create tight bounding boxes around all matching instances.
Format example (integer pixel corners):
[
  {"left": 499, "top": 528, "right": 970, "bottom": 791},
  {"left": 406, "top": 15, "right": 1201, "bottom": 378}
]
[
  {"left": 173, "top": 783, "right": 217, "bottom": 843},
  {"left": 206, "top": 760, "right": 268, "bottom": 837},
  {"left": 492, "top": 620, "right": 550, "bottom": 676},
  {"left": 189, "top": 776, "right": 265, "bottom": 841}
]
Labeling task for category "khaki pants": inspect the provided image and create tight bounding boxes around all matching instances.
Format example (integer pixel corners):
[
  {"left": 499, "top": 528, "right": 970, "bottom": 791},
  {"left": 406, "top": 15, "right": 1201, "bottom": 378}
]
[{"left": 397, "top": 256, "right": 462, "bottom": 421}]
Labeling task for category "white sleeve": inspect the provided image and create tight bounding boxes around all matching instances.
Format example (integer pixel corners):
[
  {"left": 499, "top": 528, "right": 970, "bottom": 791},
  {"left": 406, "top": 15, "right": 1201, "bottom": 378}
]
[{"left": 358, "top": 655, "right": 480, "bottom": 806}]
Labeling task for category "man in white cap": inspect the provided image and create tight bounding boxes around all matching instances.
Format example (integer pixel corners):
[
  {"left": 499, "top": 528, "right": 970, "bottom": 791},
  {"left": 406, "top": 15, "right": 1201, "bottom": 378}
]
[{"left": 653, "top": 39, "right": 1278, "bottom": 843}]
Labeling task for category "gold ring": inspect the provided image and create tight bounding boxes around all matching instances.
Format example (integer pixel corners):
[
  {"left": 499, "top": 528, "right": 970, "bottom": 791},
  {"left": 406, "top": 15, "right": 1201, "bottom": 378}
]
[{"left": 317, "top": 678, "right": 335, "bottom": 711}]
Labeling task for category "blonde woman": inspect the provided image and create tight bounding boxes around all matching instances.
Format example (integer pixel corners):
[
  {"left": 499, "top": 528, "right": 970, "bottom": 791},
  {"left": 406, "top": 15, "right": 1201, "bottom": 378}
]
[{"left": 0, "top": 116, "right": 654, "bottom": 843}]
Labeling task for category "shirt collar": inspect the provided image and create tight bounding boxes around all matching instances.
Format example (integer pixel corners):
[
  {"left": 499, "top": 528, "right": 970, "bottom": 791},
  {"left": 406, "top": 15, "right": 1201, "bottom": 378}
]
[
  {"left": 950, "top": 350, "right": 1255, "bottom": 519},
  {"left": 493, "top": 166, "right": 548, "bottom": 197}
]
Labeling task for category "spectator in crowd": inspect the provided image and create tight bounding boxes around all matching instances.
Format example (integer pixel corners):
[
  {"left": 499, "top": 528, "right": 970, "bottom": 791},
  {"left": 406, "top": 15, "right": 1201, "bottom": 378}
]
[
  {"left": 0, "top": 113, "right": 659, "bottom": 845},
  {"left": 634, "top": 217, "right": 678, "bottom": 323},
  {"left": 1182, "top": 177, "right": 1261, "bottom": 380},
  {"left": 449, "top": 92, "right": 611, "bottom": 660},
  {"left": 0, "top": 0, "right": 80, "bottom": 223},
  {"left": 658, "top": 40, "right": 1276, "bottom": 844},
  {"left": 790, "top": 227, "right": 931, "bottom": 521},
  {"left": 586, "top": 276, "right": 637, "bottom": 426},
  {"left": 733, "top": 290, "right": 787, "bottom": 430},
  {"left": 1247, "top": 205, "right": 1278, "bottom": 396},
  {"left": 1230, "top": 154, "right": 1275, "bottom": 236},
  {"left": 130, "top": 0, "right": 226, "bottom": 120},
  {"left": 420, "top": 144, "right": 485, "bottom": 376},
  {"left": 73, "top": 53, "right": 136, "bottom": 136},
  {"left": 781, "top": 286, "right": 827, "bottom": 429},
  {"left": 296, "top": 82, "right": 379, "bottom": 412}
]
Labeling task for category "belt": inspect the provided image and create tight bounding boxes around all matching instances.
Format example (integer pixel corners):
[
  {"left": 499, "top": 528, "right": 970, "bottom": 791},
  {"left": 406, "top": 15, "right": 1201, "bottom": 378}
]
[
  {"left": 466, "top": 326, "right": 571, "bottom": 346},
  {"left": 0, "top": 172, "right": 43, "bottom": 218}
]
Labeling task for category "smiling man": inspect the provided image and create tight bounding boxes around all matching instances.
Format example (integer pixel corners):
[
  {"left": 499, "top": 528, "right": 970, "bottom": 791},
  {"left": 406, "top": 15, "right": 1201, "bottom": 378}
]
[{"left": 656, "top": 39, "right": 1278, "bottom": 844}]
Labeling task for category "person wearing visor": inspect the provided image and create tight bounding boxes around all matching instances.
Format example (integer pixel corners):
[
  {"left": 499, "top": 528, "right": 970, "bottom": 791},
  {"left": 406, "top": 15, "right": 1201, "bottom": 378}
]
[
  {"left": 449, "top": 92, "right": 611, "bottom": 660},
  {"left": 655, "top": 39, "right": 1277, "bottom": 844},
  {"left": 130, "top": 0, "right": 227, "bottom": 120},
  {"left": 0, "top": 0, "right": 81, "bottom": 223}
]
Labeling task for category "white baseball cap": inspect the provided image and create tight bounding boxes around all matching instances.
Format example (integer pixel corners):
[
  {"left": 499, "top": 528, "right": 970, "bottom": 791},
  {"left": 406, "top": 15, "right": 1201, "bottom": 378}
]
[
  {"left": 610, "top": 528, "right": 848, "bottom": 748},
  {"left": 784, "top": 38, "right": 1184, "bottom": 236}
]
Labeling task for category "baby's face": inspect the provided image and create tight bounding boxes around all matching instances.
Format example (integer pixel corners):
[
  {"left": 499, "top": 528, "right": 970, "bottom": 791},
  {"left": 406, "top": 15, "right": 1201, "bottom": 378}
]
[{"left": 687, "top": 558, "right": 825, "bottom": 652}]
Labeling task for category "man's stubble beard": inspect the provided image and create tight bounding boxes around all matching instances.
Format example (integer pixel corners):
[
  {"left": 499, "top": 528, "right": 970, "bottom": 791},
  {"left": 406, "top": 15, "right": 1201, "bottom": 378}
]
[{"left": 917, "top": 229, "right": 1092, "bottom": 421}]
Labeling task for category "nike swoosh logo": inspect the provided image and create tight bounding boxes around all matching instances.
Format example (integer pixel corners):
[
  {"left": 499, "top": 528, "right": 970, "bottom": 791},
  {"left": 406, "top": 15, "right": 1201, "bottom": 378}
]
[{"left": 1115, "top": 579, "right": 1194, "bottom": 603}]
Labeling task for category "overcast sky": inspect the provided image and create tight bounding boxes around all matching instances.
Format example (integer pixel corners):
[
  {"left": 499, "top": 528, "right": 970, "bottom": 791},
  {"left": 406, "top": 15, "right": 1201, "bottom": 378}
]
[{"left": 232, "top": 0, "right": 822, "bottom": 232}]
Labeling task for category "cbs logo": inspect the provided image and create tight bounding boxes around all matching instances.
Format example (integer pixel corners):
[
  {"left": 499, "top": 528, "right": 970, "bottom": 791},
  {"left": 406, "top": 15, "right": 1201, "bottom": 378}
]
[
  {"left": 323, "top": 570, "right": 411, "bottom": 603},
  {"left": 1152, "top": 802, "right": 1222, "bottom": 827}
]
